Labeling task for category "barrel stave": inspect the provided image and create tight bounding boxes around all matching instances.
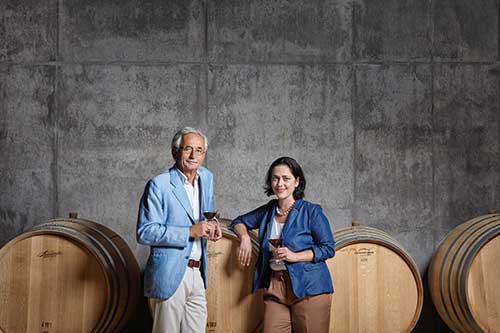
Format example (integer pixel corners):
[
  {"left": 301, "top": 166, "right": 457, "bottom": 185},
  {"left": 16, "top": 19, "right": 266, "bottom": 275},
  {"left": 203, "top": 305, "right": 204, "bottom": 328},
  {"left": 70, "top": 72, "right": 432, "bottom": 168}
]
[
  {"left": 428, "top": 214, "right": 500, "bottom": 333},
  {"left": 0, "top": 218, "right": 140, "bottom": 333},
  {"left": 328, "top": 225, "right": 423, "bottom": 333}
]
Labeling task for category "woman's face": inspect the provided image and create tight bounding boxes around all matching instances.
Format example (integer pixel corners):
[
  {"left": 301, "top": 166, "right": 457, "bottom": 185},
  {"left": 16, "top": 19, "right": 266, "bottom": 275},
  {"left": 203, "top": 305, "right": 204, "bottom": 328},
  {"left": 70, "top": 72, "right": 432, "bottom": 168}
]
[{"left": 271, "top": 165, "right": 299, "bottom": 201}]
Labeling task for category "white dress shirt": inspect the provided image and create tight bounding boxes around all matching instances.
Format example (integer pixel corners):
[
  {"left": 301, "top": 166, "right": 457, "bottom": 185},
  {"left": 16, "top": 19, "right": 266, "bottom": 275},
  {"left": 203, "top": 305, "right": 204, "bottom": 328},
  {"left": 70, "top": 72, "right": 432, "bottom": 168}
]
[{"left": 177, "top": 168, "right": 202, "bottom": 261}]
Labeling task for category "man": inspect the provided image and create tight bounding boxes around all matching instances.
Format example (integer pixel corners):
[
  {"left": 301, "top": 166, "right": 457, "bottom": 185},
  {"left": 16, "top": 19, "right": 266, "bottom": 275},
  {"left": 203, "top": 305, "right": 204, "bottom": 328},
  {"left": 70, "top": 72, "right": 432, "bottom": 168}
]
[{"left": 137, "top": 127, "right": 222, "bottom": 332}]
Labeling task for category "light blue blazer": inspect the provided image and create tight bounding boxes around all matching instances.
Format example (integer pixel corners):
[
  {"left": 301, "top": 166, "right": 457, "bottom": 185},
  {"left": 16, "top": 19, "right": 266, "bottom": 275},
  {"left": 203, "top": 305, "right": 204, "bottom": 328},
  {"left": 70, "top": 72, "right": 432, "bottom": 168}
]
[{"left": 137, "top": 166, "right": 214, "bottom": 299}]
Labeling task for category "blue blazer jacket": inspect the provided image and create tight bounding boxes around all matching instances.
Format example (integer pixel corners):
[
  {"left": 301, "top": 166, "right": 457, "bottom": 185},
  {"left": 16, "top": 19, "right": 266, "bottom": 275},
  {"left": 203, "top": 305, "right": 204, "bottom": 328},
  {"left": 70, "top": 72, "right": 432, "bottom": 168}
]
[
  {"left": 230, "top": 199, "right": 335, "bottom": 299},
  {"left": 137, "top": 166, "right": 214, "bottom": 299}
]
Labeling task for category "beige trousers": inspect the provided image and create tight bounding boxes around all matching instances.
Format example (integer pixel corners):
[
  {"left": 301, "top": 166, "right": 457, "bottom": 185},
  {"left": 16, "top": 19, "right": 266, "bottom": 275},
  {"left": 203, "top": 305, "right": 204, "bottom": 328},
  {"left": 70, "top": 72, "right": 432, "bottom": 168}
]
[
  {"left": 263, "top": 270, "right": 332, "bottom": 333},
  {"left": 151, "top": 267, "right": 207, "bottom": 333}
]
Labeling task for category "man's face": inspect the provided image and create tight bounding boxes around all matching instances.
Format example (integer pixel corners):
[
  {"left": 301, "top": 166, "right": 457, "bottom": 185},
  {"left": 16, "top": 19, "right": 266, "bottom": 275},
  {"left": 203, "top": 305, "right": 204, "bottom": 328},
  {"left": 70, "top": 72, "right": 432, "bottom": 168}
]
[{"left": 174, "top": 133, "right": 206, "bottom": 174}]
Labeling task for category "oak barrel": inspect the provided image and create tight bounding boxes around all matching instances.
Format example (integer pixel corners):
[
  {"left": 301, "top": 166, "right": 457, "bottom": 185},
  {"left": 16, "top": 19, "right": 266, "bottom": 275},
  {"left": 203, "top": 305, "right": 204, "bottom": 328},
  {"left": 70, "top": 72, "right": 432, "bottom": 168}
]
[
  {"left": 327, "top": 223, "right": 423, "bottom": 333},
  {"left": 149, "top": 219, "right": 263, "bottom": 333},
  {"left": 0, "top": 217, "right": 140, "bottom": 333},
  {"left": 428, "top": 213, "right": 500, "bottom": 332}
]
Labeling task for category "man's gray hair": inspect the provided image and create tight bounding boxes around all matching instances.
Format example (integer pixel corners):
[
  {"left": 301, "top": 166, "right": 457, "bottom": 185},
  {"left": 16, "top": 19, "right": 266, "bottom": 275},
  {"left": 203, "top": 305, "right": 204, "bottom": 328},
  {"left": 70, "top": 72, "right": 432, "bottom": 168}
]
[{"left": 171, "top": 127, "right": 209, "bottom": 153}]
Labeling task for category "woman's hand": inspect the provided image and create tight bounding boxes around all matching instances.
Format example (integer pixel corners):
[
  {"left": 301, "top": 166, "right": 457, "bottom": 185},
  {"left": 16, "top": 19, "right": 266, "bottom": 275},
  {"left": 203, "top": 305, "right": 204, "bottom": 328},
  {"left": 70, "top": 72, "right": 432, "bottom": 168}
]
[
  {"left": 274, "top": 247, "right": 313, "bottom": 263},
  {"left": 238, "top": 235, "right": 253, "bottom": 267},
  {"left": 273, "top": 247, "right": 298, "bottom": 262}
]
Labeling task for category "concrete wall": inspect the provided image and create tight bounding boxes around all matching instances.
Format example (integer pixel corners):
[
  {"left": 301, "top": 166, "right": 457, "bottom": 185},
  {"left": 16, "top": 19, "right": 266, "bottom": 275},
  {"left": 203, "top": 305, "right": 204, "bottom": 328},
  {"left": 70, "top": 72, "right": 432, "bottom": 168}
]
[{"left": 1, "top": 0, "right": 499, "bottom": 331}]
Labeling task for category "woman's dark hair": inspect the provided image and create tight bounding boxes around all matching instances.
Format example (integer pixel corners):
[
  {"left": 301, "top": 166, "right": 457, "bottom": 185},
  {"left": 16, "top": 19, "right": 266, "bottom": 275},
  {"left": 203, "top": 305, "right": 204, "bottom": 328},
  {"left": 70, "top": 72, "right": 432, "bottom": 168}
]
[{"left": 264, "top": 156, "right": 306, "bottom": 199}]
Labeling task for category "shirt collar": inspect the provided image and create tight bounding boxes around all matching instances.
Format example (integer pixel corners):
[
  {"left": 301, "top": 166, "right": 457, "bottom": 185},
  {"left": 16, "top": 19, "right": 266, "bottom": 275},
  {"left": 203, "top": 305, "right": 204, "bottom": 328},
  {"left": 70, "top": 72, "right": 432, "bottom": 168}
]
[{"left": 175, "top": 166, "right": 199, "bottom": 185}]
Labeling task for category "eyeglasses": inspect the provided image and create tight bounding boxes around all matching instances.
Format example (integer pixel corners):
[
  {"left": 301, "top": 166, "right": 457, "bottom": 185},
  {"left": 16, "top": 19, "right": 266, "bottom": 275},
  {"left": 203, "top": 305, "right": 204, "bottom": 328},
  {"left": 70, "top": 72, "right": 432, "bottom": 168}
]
[{"left": 180, "top": 146, "right": 205, "bottom": 156}]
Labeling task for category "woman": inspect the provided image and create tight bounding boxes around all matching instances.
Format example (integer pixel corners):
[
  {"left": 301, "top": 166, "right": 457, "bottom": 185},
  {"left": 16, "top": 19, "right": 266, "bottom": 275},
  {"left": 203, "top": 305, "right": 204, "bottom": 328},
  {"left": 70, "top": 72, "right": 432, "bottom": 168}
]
[{"left": 230, "top": 156, "right": 335, "bottom": 332}]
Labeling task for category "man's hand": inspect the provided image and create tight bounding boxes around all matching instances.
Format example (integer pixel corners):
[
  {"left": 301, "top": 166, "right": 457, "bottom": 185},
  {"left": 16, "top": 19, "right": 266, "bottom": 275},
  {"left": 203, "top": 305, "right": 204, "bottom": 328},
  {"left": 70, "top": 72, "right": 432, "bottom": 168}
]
[
  {"left": 189, "top": 221, "right": 213, "bottom": 239},
  {"left": 207, "top": 220, "right": 222, "bottom": 241}
]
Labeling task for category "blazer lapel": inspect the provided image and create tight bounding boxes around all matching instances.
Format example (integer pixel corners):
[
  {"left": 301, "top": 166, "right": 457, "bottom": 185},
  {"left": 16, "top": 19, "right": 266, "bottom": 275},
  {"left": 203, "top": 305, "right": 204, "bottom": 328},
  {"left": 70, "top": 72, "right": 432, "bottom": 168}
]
[
  {"left": 281, "top": 200, "right": 301, "bottom": 240},
  {"left": 170, "top": 168, "right": 195, "bottom": 222},
  {"left": 199, "top": 174, "right": 209, "bottom": 218}
]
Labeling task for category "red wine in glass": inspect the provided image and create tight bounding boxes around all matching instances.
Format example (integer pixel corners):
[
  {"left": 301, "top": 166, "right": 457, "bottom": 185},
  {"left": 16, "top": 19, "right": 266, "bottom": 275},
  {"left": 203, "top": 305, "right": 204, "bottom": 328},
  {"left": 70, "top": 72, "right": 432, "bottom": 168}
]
[
  {"left": 203, "top": 211, "right": 218, "bottom": 220},
  {"left": 269, "top": 239, "right": 282, "bottom": 263},
  {"left": 269, "top": 239, "right": 282, "bottom": 248}
]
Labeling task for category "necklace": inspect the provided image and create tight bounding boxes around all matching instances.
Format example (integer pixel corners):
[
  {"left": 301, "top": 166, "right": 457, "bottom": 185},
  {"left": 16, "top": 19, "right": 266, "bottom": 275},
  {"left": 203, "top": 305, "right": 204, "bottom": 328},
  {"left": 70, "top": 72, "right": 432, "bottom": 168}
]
[{"left": 276, "top": 201, "right": 295, "bottom": 217}]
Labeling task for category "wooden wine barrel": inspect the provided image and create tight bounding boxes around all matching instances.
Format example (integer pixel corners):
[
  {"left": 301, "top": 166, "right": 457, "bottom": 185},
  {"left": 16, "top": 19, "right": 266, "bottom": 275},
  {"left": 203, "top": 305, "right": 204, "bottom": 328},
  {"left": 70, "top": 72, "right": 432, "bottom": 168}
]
[
  {"left": 149, "top": 219, "right": 263, "bottom": 333},
  {"left": 428, "top": 213, "right": 500, "bottom": 333},
  {"left": 0, "top": 216, "right": 140, "bottom": 333},
  {"left": 327, "top": 222, "right": 423, "bottom": 333}
]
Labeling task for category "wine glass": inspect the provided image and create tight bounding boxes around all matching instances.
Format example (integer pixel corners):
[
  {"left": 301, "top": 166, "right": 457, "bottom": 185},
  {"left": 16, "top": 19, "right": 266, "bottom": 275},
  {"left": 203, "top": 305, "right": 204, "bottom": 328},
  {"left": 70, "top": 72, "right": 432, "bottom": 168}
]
[
  {"left": 203, "top": 211, "right": 218, "bottom": 221},
  {"left": 268, "top": 239, "right": 282, "bottom": 248},
  {"left": 269, "top": 239, "right": 282, "bottom": 263},
  {"left": 203, "top": 211, "right": 219, "bottom": 240}
]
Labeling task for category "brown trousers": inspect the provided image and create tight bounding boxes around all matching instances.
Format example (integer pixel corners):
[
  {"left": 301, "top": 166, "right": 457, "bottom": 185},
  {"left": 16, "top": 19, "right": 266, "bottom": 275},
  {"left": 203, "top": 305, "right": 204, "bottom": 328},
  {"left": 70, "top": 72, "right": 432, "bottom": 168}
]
[{"left": 263, "top": 270, "right": 332, "bottom": 333}]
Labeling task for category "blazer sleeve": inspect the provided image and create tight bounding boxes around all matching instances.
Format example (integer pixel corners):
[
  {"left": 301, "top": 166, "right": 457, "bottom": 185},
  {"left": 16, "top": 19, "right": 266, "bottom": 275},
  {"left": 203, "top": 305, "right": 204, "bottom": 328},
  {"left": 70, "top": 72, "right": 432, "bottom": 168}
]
[
  {"left": 136, "top": 179, "right": 190, "bottom": 248},
  {"left": 230, "top": 203, "right": 270, "bottom": 231},
  {"left": 309, "top": 205, "right": 335, "bottom": 263}
]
